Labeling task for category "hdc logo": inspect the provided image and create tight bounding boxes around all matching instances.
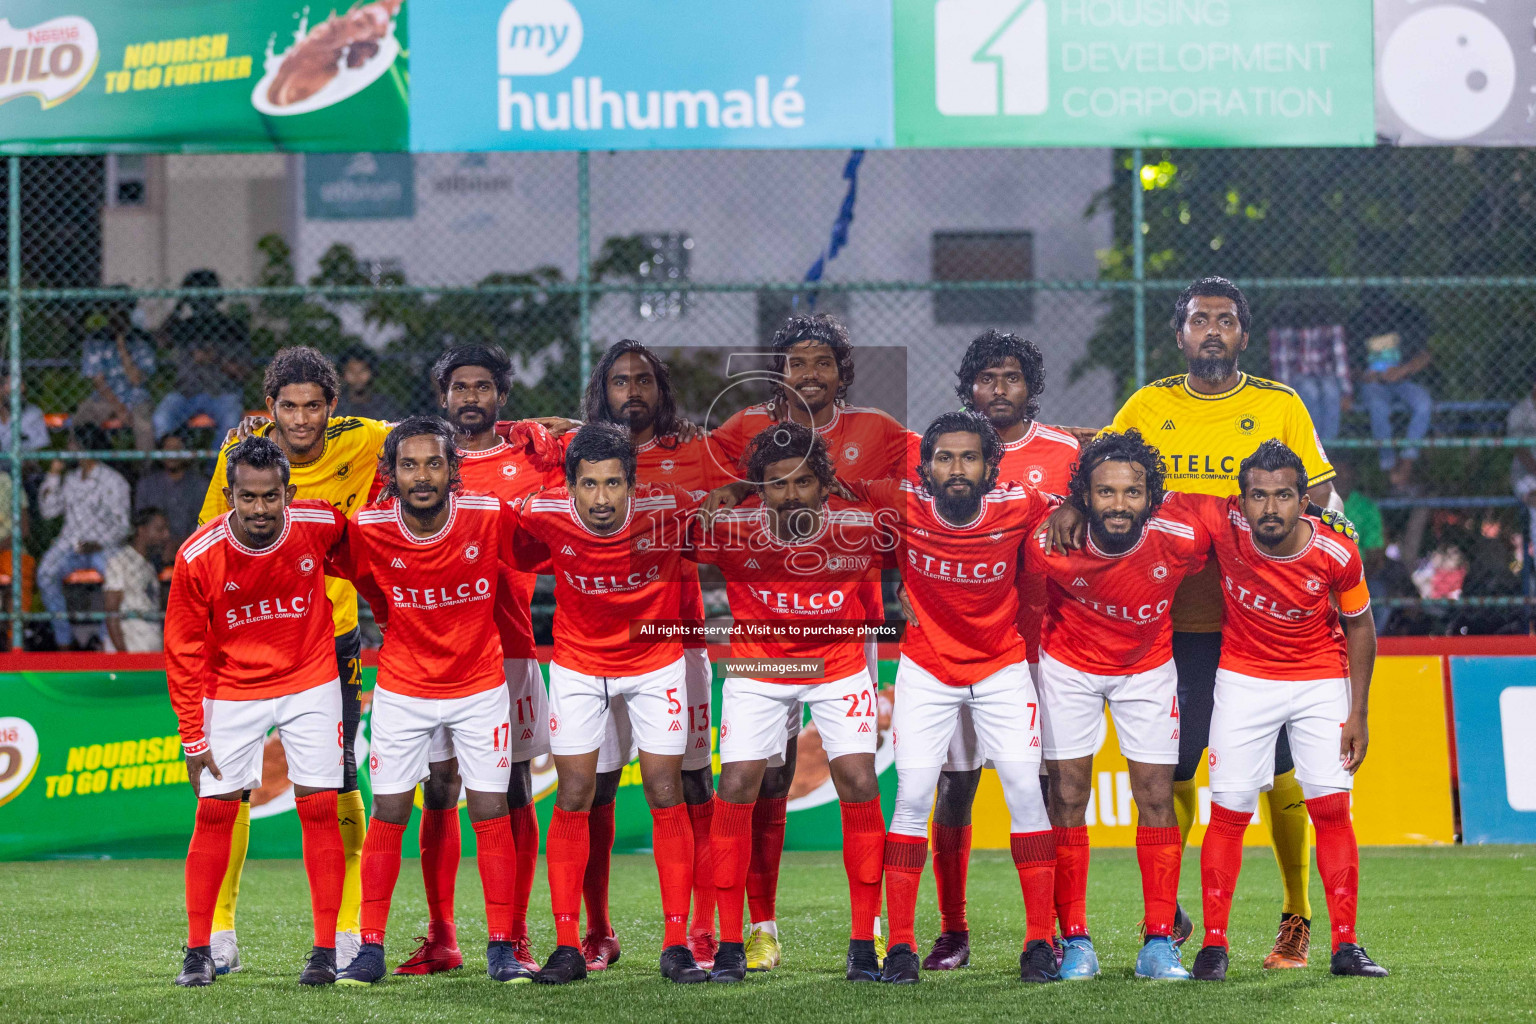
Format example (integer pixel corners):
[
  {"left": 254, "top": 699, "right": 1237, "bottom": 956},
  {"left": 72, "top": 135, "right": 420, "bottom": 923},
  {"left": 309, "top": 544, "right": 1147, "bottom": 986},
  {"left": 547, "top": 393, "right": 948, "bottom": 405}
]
[{"left": 934, "top": 0, "right": 1047, "bottom": 117}]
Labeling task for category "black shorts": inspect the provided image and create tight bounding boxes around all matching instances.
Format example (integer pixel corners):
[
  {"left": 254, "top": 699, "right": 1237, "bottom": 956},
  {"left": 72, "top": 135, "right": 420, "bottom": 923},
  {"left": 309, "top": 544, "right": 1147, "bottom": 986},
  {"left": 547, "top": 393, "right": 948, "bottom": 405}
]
[
  {"left": 335, "top": 627, "right": 363, "bottom": 792},
  {"left": 1172, "top": 630, "right": 1293, "bottom": 783}
]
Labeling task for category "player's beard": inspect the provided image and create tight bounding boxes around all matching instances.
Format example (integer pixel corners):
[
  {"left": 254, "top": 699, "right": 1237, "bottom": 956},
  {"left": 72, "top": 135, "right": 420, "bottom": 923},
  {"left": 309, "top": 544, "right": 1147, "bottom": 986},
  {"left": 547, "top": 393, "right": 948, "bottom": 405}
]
[
  {"left": 448, "top": 403, "right": 492, "bottom": 436},
  {"left": 1088, "top": 506, "right": 1151, "bottom": 554},
  {"left": 1252, "top": 514, "right": 1295, "bottom": 548},
  {"left": 1187, "top": 351, "right": 1238, "bottom": 383},
  {"left": 403, "top": 486, "right": 449, "bottom": 525},
  {"left": 983, "top": 399, "right": 1023, "bottom": 433},
  {"left": 769, "top": 500, "right": 821, "bottom": 541},
  {"left": 923, "top": 470, "right": 986, "bottom": 526},
  {"left": 618, "top": 400, "right": 654, "bottom": 436}
]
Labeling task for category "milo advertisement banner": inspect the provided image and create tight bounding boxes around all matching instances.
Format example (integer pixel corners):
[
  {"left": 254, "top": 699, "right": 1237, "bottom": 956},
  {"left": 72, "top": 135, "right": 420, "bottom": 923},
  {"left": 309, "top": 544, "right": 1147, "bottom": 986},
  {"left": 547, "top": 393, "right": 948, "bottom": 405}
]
[
  {"left": 0, "top": 657, "right": 896, "bottom": 860},
  {"left": 0, "top": 0, "right": 408, "bottom": 154}
]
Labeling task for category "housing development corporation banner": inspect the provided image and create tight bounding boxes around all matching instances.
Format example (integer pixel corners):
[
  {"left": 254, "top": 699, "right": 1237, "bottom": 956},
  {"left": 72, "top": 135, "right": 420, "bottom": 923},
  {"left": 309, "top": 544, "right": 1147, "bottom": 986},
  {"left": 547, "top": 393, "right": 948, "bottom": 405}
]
[
  {"left": 0, "top": 656, "right": 1457, "bottom": 861},
  {"left": 0, "top": 0, "right": 408, "bottom": 153}
]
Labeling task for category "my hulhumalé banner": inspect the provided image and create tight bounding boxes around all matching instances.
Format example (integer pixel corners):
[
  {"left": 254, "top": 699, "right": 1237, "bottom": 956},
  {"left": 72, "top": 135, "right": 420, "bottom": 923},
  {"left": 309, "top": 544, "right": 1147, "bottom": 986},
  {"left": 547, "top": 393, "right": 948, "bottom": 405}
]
[
  {"left": 0, "top": 654, "right": 1451, "bottom": 860},
  {"left": 409, "top": 0, "right": 895, "bottom": 152},
  {"left": 0, "top": 0, "right": 408, "bottom": 154}
]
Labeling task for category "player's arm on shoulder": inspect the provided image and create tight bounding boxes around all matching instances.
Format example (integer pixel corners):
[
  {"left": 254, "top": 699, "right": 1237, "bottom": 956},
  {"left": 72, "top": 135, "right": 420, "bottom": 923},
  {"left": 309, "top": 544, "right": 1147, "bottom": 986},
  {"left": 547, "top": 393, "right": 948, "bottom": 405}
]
[{"left": 195, "top": 445, "right": 233, "bottom": 528}]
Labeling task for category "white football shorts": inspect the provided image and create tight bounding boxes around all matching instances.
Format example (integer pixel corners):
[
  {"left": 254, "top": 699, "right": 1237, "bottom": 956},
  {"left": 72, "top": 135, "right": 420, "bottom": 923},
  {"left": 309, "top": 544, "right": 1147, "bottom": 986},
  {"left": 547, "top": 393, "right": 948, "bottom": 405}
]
[{"left": 199, "top": 678, "right": 342, "bottom": 797}]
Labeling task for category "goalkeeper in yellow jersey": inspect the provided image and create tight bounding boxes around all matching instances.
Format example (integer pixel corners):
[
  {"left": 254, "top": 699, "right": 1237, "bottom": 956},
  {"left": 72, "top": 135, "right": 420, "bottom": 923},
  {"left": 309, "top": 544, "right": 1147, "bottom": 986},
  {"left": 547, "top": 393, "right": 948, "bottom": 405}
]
[{"left": 196, "top": 346, "right": 391, "bottom": 973}]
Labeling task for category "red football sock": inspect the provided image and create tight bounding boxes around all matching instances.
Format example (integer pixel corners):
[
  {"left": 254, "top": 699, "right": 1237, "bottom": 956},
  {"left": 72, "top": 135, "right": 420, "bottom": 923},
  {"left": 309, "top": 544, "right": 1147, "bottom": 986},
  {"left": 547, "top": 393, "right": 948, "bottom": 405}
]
[
  {"left": 359, "top": 817, "right": 407, "bottom": 946},
  {"left": 1011, "top": 830, "right": 1057, "bottom": 945},
  {"left": 747, "top": 796, "right": 787, "bottom": 924},
  {"left": 712, "top": 799, "right": 754, "bottom": 943},
  {"left": 841, "top": 799, "right": 886, "bottom": 942},
  {"left": 582, "top": 800, "right": 615, "bottom": 936},
  {"left": 688, "top": 797, "right": 716, "bottom": 936},
  {"left": 472, "top": 815, "right": 517, "bottom": 944},
  {"left": 1200, "top": 803, "right": 1252, "bottom": 948},
  {"left": 295, "top": 791, "right": 345, "bottom": 949},
  {"left": 1052, "top": 825, "right": 1089, "bottom": 938},
  {"left": 1306, "top": 793, "right": 1359, "bottom": 951},
  {"left": 931, "top": 822, "right": 971, "bottom": 933},
  {"left": 883, "top": 832, "right": 928, "bottom": 950},
  {"left": 1136, "top": 825, "right": 1183, "bottom": 938},
  {"left": 418, "top": 807, "right": 460, "bottom": 947},
  {"left": 185, "top": 797, "right": 240, "bottom": 948},
  {"left": 509, "top": 803, "right": 540, "bottom": 942},
  {"left": 651, "top": 803, "right": 696, "bottom": 948},
  {"left": 547, "top": 807, "right": 590, "bottom": 949}
]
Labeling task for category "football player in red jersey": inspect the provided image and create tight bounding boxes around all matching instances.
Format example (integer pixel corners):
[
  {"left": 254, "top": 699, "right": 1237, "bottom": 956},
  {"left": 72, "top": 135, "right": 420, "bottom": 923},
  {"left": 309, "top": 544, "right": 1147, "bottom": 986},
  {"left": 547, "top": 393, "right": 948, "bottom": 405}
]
[
  {"left": 394, "top": 345, "right": 562, "bottom": 978},
  {"left": 1185, "top": 441, "right": 1386, "bottom": 982},
  {"left": 574, "top": 341, "right": 725, "bottom": 971},
  {"left": 707, "top": 314, "right": 903, "bottom": 967},
  {"left": 921, "top": 330, "right": 1080, "bottom": 973},
  {"left": 688, "top": 423, "right": 887, "bottom": 983},
  {"left": 165, "top": 438, "right": 352, "bottom": 988},
  {"left": 1027, "top": 431, "right": 1211, "bottom": 982},
  {"left": 335, "top": 418, "right": 528, "bottom": 986},
  {"left": 508, "top": 422, "right": 706, "bottom": 986},
  {"left": 841, "top": 410, "right": 1059, "bottom": 985}
]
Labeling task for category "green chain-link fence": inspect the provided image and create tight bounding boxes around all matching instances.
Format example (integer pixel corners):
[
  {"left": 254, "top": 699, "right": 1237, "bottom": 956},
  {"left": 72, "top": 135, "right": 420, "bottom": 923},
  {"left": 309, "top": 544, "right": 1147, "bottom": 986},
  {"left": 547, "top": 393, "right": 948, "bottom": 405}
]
[{"left": 3, "top": 145, "right": 1532, "bottom": 649}]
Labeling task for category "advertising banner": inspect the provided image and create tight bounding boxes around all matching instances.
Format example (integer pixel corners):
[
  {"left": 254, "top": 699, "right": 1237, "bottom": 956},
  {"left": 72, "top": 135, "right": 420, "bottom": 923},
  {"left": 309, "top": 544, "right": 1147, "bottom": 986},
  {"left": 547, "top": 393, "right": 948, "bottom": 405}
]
[
  {"left": 409, "top": 0, "right": 894, "bottom": 152},
  {"left": 893, "top": 0, "right": 1376, "bottom": 148},
  {"left": 1449, "top": 656, "right": 1536, "bottom": 844},
  {"left": 1375, "top": 0, "right": 1536, "bottom": 146},
  {"left": 0, "top": 658, "right": 893, "bottom": 860},
  {"left": 0, "top": 0, "right": 409, "bottom": 154},
  {"left": 969, "top": 655, "right": 1455, "bottom": 848}
]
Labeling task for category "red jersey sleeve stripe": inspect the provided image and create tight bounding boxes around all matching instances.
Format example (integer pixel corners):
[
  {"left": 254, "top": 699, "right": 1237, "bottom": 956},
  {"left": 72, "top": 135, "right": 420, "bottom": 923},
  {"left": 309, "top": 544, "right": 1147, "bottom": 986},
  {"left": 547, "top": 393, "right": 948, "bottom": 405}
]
[
  {"left": 183, "top": 528, "right": 226, "bottom": 564},
  {"left": 1035, "top": 425, "right": 1081, "bottom": 448},
  {"left": 1315, "top": 535, "right": 1353, "bottom": 567}
]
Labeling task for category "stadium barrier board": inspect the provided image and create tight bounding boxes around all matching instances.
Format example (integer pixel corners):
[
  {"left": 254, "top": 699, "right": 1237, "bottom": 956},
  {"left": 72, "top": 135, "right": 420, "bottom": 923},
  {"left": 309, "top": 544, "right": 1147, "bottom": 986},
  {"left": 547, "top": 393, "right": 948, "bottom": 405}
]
[{"left": 0, "top": 643, "right": 1500, "bottom": 859}]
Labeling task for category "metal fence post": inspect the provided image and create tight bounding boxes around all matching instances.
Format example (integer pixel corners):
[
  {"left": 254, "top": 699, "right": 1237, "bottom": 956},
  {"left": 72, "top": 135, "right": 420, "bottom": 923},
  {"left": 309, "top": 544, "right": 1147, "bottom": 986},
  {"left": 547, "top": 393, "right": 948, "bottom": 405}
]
[
  {"left": 7, "top": 156, "right": 22, "bottom": 650},
  {"left": 1131, "top": 147, "right": 1146, "bottom": 388},
  {"left": 576, "top": 150, "right": 591, "bottom": 413}
]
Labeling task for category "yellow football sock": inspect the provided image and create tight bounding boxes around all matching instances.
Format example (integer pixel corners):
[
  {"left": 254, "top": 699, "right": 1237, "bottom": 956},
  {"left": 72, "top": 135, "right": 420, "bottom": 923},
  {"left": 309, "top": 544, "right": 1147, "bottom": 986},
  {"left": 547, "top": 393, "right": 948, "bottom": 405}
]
[
  {"left": 1173, "top": 777, "right": 1199, "bottom": 847},
  {"left": 337, "top": 789, "right": 368, "bottom": 934},
  {"left": 212, "top": 799, "right": 250, "bottom": 934},
  {"left": 1261, "top": 770, "right": 1312, "bottom": 920}
]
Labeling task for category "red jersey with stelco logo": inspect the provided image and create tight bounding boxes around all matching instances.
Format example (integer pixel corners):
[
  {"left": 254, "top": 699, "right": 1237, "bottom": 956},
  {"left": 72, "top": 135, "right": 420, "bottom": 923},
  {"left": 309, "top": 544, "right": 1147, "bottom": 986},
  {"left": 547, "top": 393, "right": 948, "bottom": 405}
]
[
  {"left": 848, "top": 477, "right": 1051, "bottom": 686},
  {"left": 1190, "top": 494, "right": 1371, "bottom": 681},
  {"left": 351, "top": 492, "right": 514, "bottom": 699},
  {"left": 165, "top": 500, "right": 347, "bottom": 745},
  {"left": 1030, "top": 491, "right": 1211, "bottom": 676},
  {"left": 689, "top": 498, "right": 886, "bottom": 683},
  {"left": 511, "top": 483, "right": 695, "bottom": 676},
  {"left": 904, "top": 421, "right": 1079, "bottom": 662},
  {"left": 457, "top": 439, "right": 562, "bottom": 660},
  {"left": 716, "top": 403, "right": 904, "bottom": 626}
]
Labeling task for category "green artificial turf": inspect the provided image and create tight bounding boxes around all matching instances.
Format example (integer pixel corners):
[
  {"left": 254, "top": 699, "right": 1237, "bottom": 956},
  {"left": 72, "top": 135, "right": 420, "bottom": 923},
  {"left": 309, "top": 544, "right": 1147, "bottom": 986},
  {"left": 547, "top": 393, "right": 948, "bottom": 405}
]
[{"left": 2, "top": 846, "right": 1533, "bottom": 1023}]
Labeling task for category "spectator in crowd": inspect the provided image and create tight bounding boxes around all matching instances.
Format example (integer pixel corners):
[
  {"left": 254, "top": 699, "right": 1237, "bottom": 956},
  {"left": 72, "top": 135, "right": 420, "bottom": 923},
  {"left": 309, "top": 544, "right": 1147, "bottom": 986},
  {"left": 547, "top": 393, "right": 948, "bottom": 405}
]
[
  {"left": 103, "top": 506, "right": 170, "bottom": 653},
  {"left": 0, "top": 467, "right": 34, "bottom": 646},
  {"left": 76, "top": 288, "right": 157, "bottom": 450},
  {"left": 1506, "top": 377, "right": 1536, "bottom": 548},
  {"left": 1267, "top": 296, "right": 1351, "bottom": 440},
  {"left": 0, "top": 375, "right": 50, "bottom": 451},
  {"left": 152, "top": 269, "right": 246, "bottom": 443},
  {"left": 1334, "top": 459, "right": 1400, "bottom": 633},
  {"left": 1352, "top": 292, "right": 1433, "bottom": 492},
  {"left": 333, "top": 346, "right": 401, "bottom": 421},
  {"left": 133, "top": 433, "right": 210, "bottom": 550},
  {"left": 37, "top": 424, "right": 131, "bottom": 650}
]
